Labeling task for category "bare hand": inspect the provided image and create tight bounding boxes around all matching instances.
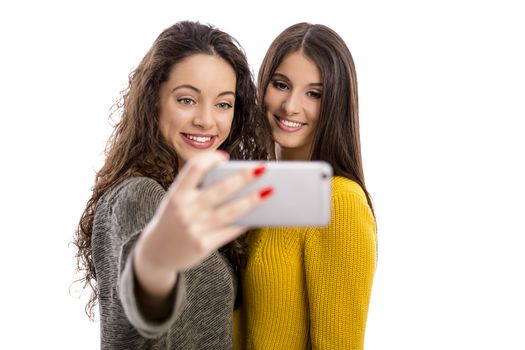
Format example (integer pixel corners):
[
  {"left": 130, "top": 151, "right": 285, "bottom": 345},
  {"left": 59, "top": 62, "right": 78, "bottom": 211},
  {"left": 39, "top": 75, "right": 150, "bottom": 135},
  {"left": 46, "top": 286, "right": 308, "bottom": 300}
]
[{"left": 134, "top": 151, "right": 270, "bottom": 298}]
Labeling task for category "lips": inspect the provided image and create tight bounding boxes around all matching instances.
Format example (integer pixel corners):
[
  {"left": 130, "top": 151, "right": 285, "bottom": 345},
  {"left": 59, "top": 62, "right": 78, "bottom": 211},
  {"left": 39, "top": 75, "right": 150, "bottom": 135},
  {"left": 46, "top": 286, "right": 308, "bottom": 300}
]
[
  {"left": 274, "top": 115, "right": 306, "bottom": 132},
  {"left": 181, "top": 133, "right": 216, "bottom": 149}
]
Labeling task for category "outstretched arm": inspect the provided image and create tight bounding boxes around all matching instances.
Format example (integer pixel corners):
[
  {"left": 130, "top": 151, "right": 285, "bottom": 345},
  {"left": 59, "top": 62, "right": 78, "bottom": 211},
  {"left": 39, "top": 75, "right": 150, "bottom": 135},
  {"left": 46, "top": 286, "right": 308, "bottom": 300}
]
[{"left": 133, "top": 151, "right": 268, "bottom": 319}]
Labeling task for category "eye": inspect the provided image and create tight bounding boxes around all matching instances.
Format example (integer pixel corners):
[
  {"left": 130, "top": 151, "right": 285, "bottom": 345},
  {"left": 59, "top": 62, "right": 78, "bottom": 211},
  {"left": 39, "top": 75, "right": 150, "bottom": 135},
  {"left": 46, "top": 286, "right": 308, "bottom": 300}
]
[
  {"left": 178, "top": 97, "right": 195, "bottom": 105},
  {"left": 216, "top": 102, "right": 233, "bottom": 110},
  {"left": 307, "top": 90, "right": 322, "bottom": 99},
  {"left": 272, "top": 80, "right": 289, "bottom": 91}
]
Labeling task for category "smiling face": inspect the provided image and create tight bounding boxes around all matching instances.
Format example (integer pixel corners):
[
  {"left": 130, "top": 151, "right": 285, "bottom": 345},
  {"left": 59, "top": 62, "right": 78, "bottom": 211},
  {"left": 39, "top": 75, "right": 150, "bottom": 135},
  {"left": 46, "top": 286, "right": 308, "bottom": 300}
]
[
  {"left": 158, "top": 54, "right": 236, "bottom": 166},
  {"left": 264, "top": 51, "right": 322, "bottom": 160}
]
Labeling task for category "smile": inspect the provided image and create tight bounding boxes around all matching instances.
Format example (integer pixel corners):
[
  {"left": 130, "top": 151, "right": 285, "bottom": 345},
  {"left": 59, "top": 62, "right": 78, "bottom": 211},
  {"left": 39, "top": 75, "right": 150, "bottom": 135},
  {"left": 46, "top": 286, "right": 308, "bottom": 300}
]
[
  {"left": 181, "top": 133, "right": 216, "bottom": 149},
  {"left": 274, "top": 115, "right": 307, "bottom": 132}
]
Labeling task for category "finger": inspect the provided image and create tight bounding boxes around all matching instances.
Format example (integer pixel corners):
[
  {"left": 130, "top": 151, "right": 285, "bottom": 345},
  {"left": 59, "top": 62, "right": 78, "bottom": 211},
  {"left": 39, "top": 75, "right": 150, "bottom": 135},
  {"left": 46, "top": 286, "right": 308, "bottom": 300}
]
[
  {"left": 199, "top": 162, "right": 267, "bottom": 209},
  {"left": 169, "top": 151, "right": 229, "bottom": 195},
  {"left": 208, "top": 186, "right": 273, "bottom": 227}
]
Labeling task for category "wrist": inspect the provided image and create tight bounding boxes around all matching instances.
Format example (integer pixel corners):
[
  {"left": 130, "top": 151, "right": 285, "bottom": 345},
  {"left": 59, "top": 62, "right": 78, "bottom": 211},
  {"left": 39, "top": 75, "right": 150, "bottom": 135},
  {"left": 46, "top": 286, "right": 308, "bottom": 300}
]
[{"left": 133, "top": 237, "right": 178, "bottom": 299}]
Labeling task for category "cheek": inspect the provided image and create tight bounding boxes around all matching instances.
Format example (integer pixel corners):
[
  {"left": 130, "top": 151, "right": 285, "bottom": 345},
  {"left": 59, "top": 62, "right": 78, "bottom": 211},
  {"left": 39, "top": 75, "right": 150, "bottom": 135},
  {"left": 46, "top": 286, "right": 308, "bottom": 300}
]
[
  {"left": 308, "top": 103, "right": 321, "bottom": 124},
  {"left": 264, "top": 94, "right": 278, "bottom": 121},
  {"left": 159, "top": 101, "right": 176, "bottom": 124},
  {"left": 220, "top": 113, "right": 235, "bottom": 135},
  {"left": 263, "top": 89, "right": 279, "bottom": 110},
  {"left": 164, "top": 108, "right": 193, "bottom": 132}
]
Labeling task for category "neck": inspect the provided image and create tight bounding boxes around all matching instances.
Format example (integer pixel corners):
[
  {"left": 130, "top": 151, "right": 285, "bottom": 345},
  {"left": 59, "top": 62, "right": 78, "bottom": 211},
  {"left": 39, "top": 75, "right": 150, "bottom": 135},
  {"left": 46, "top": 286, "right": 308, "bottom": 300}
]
[{"left": 274, "top": 143, "right": 311, "bottom": 161}]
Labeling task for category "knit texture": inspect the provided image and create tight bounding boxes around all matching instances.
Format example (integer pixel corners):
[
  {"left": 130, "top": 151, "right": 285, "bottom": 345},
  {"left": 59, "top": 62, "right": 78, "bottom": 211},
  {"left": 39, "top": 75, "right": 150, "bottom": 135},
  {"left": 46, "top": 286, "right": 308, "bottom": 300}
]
[
  {"left": 92, "top": 177, "right": 236, "bottom": 349},
  {"left": 239, "top": 176, "right": 376, "bottom": 349}
]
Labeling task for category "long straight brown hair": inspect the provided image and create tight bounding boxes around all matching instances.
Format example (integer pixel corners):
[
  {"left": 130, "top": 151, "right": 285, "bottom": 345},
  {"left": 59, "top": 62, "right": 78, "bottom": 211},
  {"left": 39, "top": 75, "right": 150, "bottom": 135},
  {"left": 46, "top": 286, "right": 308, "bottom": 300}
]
[
  {"left": 73, "top": 21, "right": 269, "bottom": 319},
  {"left": 257, "top": 22, "right": 374, "bottom": 213}
]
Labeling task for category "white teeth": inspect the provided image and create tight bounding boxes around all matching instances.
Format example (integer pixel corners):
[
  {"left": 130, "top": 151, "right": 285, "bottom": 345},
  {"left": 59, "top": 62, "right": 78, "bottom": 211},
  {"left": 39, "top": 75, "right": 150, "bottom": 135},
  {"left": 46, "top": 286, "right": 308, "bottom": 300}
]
[
  {"left": 186, "top": 135, "right": 212, "bottom": 143},
  {"left": 280, "top": 118, "right": 303, "bottom": 127}
]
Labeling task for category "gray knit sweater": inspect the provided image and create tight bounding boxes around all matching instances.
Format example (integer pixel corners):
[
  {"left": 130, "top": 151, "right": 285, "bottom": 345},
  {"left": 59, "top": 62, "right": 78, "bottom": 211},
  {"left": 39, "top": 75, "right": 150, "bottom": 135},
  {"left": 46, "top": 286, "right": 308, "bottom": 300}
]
[{"left": 92, "top": 177, "right": 236, "bottom": 349}]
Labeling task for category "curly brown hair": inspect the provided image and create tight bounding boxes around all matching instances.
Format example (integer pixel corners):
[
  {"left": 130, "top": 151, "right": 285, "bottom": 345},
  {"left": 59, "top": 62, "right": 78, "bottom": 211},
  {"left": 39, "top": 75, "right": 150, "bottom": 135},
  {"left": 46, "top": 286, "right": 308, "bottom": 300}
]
[{"left": 72, "top": 21, "right": 270, "bottom": 320}]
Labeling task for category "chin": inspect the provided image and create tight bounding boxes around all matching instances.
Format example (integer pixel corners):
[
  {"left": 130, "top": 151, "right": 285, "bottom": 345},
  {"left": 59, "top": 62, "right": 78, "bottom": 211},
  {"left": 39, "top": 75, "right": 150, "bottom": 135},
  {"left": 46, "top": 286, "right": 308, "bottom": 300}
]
[{"left": 276, "top": 141, "right": 300, "bottom": 150}]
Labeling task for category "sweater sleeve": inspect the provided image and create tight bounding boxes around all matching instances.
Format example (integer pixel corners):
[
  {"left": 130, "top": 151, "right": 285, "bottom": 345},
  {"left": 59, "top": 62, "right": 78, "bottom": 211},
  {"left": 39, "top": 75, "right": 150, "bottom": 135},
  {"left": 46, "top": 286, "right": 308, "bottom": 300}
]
[
  {"left": 109, "top": 177, "right": 187, "bottom": 338},
  {"left": 304, "top": 189, "right": 376, "bottom": 350}
]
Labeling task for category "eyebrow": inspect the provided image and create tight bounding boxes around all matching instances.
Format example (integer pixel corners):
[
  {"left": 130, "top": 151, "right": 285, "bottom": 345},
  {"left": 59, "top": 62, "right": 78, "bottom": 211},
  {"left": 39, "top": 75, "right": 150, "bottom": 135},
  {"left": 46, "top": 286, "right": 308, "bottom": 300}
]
[
  {"left": 171, "top": 84, "right": 235, "bottom": 97},
  {"left": 272, "top": 73, "right": 323, "bottom": 88}
]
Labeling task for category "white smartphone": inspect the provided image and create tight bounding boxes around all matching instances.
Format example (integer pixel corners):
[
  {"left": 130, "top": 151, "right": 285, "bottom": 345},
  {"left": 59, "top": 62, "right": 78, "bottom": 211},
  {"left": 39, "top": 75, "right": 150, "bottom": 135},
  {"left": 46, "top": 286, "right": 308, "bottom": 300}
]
[{"left": 201, "top": 161, "right": 333, "bottom": 227}]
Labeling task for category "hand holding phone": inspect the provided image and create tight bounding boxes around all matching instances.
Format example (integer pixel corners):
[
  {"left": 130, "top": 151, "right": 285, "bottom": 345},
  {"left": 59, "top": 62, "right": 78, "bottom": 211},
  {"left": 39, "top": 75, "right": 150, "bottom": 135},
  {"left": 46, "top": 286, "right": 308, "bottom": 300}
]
[{"left": 201, "top": 161, "right": 332, "bottom": 227}]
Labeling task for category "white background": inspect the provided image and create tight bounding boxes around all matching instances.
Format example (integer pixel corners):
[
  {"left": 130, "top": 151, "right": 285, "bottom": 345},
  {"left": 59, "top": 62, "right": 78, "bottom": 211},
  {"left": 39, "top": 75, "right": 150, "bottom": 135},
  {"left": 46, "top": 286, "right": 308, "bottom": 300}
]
[{"left": 1, "top": 0, "right": 524, "bottom": 349}]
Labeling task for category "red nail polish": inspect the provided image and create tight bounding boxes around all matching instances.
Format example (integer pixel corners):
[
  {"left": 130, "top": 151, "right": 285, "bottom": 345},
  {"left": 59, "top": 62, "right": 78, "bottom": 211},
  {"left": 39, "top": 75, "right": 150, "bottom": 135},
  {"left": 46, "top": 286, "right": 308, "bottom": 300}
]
[
  {"left": 253, "top": 165, "right": 266, "bottom": 177},
  {"left": 259, "top": 187, "right": 273, "bottom": 199}
]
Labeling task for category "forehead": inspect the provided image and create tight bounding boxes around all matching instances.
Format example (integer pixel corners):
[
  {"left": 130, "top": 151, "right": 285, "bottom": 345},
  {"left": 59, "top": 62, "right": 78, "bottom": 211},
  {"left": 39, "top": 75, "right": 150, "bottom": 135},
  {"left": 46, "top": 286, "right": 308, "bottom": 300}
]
[
  {"left": 168, "top": 54, "right": 237, "bottom": 90},
  {"left": 276, "top": 51, "right": 321, "bottom": 83}
]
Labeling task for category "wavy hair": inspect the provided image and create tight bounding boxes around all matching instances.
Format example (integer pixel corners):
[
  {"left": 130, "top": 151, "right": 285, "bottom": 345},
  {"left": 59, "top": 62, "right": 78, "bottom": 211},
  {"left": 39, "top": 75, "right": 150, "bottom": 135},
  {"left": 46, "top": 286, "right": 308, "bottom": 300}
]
[
  {"left": 257, "top": 22, "right": 374, "bottom": 214},
  {"left": 72, "top": 21, "right": 269, "bottom": 319}
]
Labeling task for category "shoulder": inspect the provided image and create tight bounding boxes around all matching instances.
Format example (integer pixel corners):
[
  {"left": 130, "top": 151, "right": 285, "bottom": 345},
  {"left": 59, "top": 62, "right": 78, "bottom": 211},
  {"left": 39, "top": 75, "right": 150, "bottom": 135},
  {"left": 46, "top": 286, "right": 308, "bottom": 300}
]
[
  {"left": 305, "top": 176, "right": 376, "bottom": 255},
  {"left": 331, "top": 176, "right": 372, "bottom": 212},
  {"left": 103, "top": 177, "right": 165, "bottom": 205},
  {"left": 325, "top": 176, "right": 376, "bottom": 233},
  {"left": 110, "top": 176, "right": 164, "bottom": 198},
  {"left": 98, "top": 177, "right": 166, "bottom": 223},
  {"left": 331, "top": 176, "right": 367, "bottom": 200}
]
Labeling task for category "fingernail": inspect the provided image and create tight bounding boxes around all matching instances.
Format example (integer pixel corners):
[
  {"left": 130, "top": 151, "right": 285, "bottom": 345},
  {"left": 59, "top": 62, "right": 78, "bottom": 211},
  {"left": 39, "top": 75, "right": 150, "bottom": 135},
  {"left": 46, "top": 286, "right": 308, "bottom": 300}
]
[
  {"left": 253, "top": 165, "right": 266, "bottom": 177},
  {"left": 259, "top": 187, "right": 273, "bottom": 199},
  {"left": 217, "top": 150, "right": 230, "bottom": 160}
]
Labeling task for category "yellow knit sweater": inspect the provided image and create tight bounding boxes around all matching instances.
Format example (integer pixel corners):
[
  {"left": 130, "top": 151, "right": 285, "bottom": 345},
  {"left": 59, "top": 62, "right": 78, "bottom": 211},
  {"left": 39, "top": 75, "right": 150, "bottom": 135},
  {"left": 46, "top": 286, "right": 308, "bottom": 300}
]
[{"left": 236, "top": 176, "right": 377, "bottom": 349}]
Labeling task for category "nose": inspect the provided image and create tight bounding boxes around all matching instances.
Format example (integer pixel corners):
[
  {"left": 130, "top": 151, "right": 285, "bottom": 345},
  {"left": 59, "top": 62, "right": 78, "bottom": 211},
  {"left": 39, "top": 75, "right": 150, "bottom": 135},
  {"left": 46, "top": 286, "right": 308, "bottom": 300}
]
[
  {"left": 282, "top": 91, "right": 301, "bottom": 116},
  {"left": 192, "top": 106, "right": 215, "bottom": 129}
]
